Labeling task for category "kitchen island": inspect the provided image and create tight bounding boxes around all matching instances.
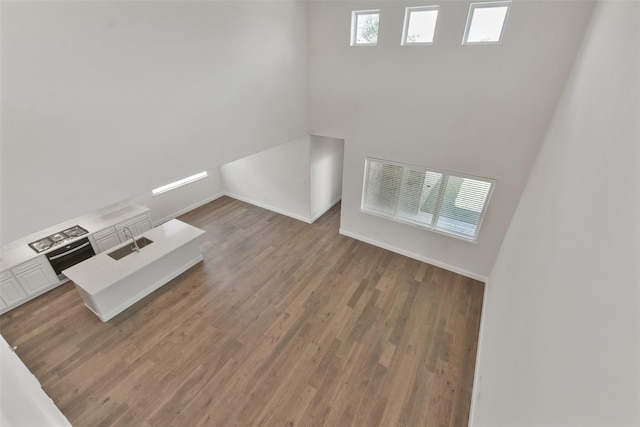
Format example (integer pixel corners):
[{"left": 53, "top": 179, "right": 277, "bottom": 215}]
[{"left": 63, "top": 219, "right": 205, "bottom": 322}]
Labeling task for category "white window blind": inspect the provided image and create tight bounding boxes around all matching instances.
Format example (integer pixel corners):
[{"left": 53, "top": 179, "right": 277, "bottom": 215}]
[{"left": 362, "top": 158, "right": 495, "bottom": 241}]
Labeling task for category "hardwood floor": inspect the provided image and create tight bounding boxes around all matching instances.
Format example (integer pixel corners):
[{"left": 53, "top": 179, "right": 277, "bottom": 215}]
[{"left": 0, "top": 197, "right": 485, "bottom": 426}]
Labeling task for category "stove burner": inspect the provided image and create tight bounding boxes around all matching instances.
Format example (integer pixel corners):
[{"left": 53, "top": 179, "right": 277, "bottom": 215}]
[
  {"left": 30, "top": 238, "right": 53, "bottom": 252},
  {"left": 28, "top": 225, "right": 89, "bottom": 253},
  {"left": 49, "top": 232, "right": 67, "bottom": 242},
  {"left": 62, "top": 225, "right": 88, "bottom": 238}
]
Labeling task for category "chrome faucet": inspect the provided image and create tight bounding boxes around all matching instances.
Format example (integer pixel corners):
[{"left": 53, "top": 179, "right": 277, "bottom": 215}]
[{"left": 123, "top": 226, "right": 140, "bottom": 253}]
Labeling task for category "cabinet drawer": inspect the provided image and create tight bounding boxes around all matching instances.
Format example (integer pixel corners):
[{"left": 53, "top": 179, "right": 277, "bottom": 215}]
[
  {"left": 0, "top": 270, "right": 13, "bottom": 281},
  {"left": 11, "top": 257, "right": 43, "bottom": 275},
  {"left": 93, "top": 226, "right": 116, "bottom": 240}
]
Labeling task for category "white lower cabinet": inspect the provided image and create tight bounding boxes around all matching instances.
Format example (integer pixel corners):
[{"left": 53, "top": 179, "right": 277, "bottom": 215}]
[
  {"left": 135, "top": 217, "right": 153, "bottom": 234},
  {"left": 11, "top": 256, "right": 59, "bottom": 297},
  {"left": 93, "top": 212, "right": 152, "bottom": 254},
  {"left": 115, "top": 213, "right": 153, "bottom": 242},
  {"left": 92, "top": 226, "right": 121, "bottom": 253},
  {"left": 15, "top": 268, "right": 53, "bottom": 296},
  {"left": 0, "top": 271, "right": 28, "bottom": 313},
  {"left": 1, "top": 259, "right": 59, "bottom": 313}
]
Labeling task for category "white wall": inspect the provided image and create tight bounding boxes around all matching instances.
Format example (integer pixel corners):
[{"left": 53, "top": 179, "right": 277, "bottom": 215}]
[
  {"left": 471, "top": 2, "right": 640, "bottom": 425},
  {"left": 220, "top": 136, "right": 312, "bottom": 222},
  {"left": 310, "top": 135, "right": 344, "bottom": 221},
  {"left": 0, "top": 0, "right": 309, "bottom": 244},
  {"left": 220, "top": 135, "right": 344, "bottom": 224},
  {"left": 308, "top": 1, "right": 594, "bottom": 279},
  {"left": 0, "top": 334, "right": 71, "bottom": 426},
  {"left": 130, "top": 168, "right": 224, "bottom": 226}
]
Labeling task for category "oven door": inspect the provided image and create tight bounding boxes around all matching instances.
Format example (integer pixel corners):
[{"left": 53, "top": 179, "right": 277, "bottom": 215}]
[{"left": 46, "top": 237, "right": 96, "bottom": 279}]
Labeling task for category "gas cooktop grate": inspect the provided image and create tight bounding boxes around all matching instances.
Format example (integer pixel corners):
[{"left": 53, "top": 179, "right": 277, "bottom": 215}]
[{"left": 28, "top": 225, "right": 90, "bottom": 253}]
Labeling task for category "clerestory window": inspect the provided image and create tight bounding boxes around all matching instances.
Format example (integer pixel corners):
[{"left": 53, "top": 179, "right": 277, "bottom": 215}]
[
  {"left": 351, "top": 10, "right": 380, "bottom": 46},
  {"left": 463, "top": 1, "right": 511, "bottom": 44},
  {"left": 401, "top": 6, "right": 439, "bottom": 45}
]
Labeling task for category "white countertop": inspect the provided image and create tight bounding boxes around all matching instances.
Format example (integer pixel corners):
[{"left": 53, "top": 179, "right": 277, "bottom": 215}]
[
  {"left": 62, "top": 219, "right": 205, "bottom": 295},
  {"left": 0, "top": 205, "right": 150, "bottom": 271}
]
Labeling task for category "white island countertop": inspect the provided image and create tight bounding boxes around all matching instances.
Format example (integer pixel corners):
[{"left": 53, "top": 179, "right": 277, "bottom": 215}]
[{"left": 63, "top": 219, "right": 205, "bottom": 296}]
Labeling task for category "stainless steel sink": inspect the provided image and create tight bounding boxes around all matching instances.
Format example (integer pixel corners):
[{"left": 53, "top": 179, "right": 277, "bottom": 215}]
[{"left": 108, "top": 237, "right": 153, "bottom": 260}]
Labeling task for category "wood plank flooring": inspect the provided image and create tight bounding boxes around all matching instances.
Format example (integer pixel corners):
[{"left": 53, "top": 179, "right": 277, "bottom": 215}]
[{"left": 0, "top": 197, "right": 484, "bottom": 426}]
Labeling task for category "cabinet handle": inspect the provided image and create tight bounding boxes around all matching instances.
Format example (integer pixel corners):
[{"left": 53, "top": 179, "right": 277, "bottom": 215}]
[{"left": 47, "top": 242, "right": 92, "bottom": 260}]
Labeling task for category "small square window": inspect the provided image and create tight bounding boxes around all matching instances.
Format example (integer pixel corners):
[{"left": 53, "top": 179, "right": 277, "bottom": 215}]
[
  {"left": 463, "top": 1, "right": 511, "bottom": 44},
  {"left": 351, "top": 10, "right": 380, "bottom": 46},
  {"left": 402, "top": 6, "right": 439, "bottom": 45}
]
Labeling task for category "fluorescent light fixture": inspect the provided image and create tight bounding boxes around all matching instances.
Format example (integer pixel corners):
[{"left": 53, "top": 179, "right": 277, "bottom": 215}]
[
  {"left": 402, "top": 6, "right": 439, "bottom": 45},
  {"left": 152, "top": 171, "right": 208, "bottom": 196},
  {"left": 463, "top": 1, "right": 511, "bottom": 44}
]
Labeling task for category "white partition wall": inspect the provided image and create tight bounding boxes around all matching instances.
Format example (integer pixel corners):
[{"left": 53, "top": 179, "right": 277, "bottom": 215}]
[
  {"left": 220, "top": 137, "right": 313, "bottom": 222},
  {"left": 220, "top": 135, "right": 344, "bottom": 223},
  {"left": 471, "top": 2, "right": 640, "bottom": 425},
  {"left": 310, "top": 136, "right": 344, "bottom": 221},
  {"left": 1, "top": 335, "right": 71, "bottom": 426}
]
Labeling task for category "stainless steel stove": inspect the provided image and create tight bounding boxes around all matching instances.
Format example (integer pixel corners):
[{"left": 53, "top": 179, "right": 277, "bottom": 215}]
[{"left": 29, "top": 225, "right": 90, "bottom": 253}]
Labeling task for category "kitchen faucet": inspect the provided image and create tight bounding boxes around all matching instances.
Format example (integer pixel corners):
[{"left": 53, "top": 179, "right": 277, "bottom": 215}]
[{"left": 123, "top": 226, "right": 140, "bottom": 253}]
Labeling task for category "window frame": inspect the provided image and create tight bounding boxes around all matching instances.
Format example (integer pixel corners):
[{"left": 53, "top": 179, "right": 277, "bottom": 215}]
[
  {"left": 350, "top": 9, "right": 381, "bottom": 46},
  {"left": 401, "top": 6, "right": 440, "bottom": 46},
  {"left": 462, "top": 1, "right": 511, "bottom": 45},
  {"left": 361, "top": 157, "right": 495, "bottom": 242}
]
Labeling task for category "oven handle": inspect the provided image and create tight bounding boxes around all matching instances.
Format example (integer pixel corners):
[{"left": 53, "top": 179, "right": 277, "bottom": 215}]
[{"left": 47, "top": 241, "right": 92, "bottom": 260}]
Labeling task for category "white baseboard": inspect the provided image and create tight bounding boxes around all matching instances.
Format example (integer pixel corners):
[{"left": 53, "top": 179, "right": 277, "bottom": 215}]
[
  {"left": 223, "top": 192, "right": 313, "bottom": 224},
  {"left": 153, "top": 192, "right": 225, "bottom": 226},
  {"left": 338, "top": 228, "right": 487, "bottom": 282},
  {"left": 467, "top": 278, "right": 490, "bottom": 427},
  {"left": 310, "top": 197, "right": 342, "bottom": 223},
  {"left": 150, "top": 191, "right": 341, "bottom": 229}
]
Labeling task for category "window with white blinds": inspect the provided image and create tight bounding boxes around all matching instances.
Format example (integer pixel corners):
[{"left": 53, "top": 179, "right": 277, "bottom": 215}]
[{"left": 361, "top": 157, "right": 494, "bottom": 241}]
